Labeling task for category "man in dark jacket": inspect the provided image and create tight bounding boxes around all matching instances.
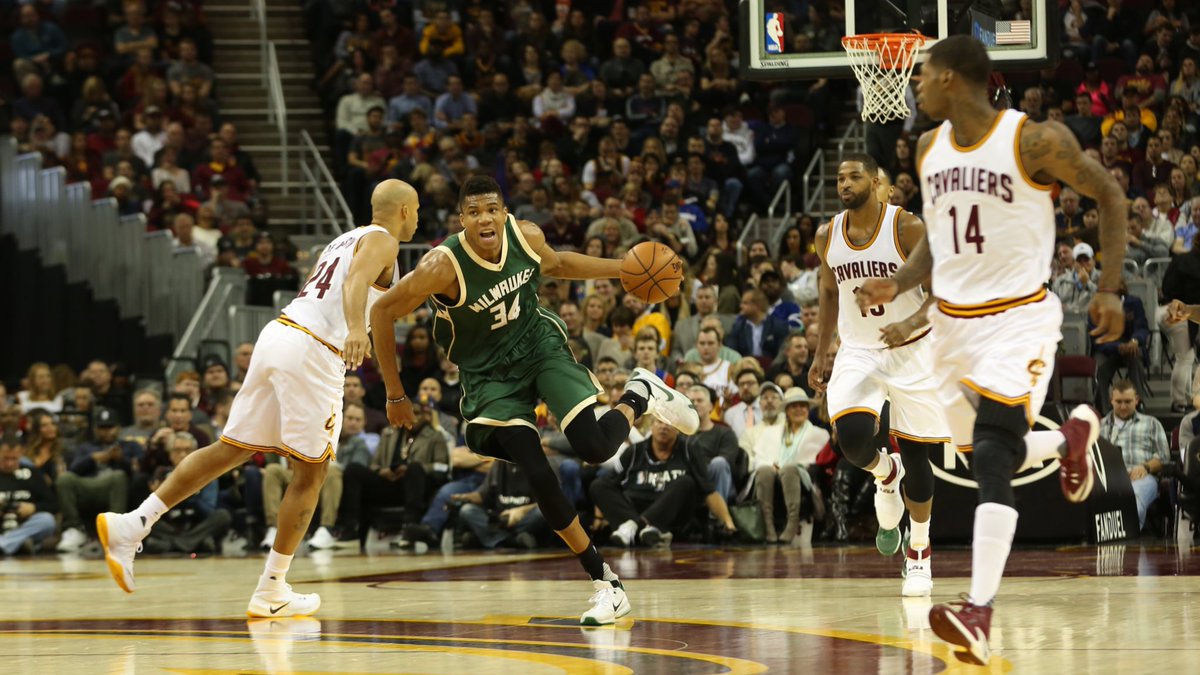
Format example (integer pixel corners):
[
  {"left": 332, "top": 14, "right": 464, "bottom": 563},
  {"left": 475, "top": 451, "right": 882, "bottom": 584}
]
[
  {"left": 725, "top": 289, "right": 791, "bottom": 361},
  {"left": 55, "top": 407, "right": 142, "bottom": 552},
  {"left": 0, "top": 434, "right": 57, "bottom": 555},
  {"left": 333, "top": 403, "right": 449, "bottom": 545},
  {"left": 590, "top": 420, "right": 736, "bottom": 547},
  {"left": 1093, "top": 280, "right": 1151, "bottom": 413}
]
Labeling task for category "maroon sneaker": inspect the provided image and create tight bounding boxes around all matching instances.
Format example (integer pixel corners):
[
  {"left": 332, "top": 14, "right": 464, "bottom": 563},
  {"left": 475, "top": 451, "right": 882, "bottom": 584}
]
[
  {"left": 1058, "top": 405, "right": 1099, "bottom": 503},
  {"left": 929, "top": 594, "right": 994, "bottom": 665}
]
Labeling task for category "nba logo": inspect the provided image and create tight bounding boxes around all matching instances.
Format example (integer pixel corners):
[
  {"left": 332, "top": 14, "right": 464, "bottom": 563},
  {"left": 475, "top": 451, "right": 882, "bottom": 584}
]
[{"left": 765, "top": 13, "right": 784, "bottom": 54}]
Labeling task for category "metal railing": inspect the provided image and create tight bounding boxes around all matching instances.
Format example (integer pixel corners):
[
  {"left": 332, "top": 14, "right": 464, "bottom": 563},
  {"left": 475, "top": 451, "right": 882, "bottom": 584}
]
[
  {"left": 802, "top": 148, "right": 826, "bottom": 218},
  {"left": 250, "top": 0, "right": 267, "bottom": 88},
  {"left": 736, "top": 180, "right": 793, "bottom": 260},
  {"left": 266, "top": 41, "right": 289, "bottom": 194},
  {"left": 1, "top": 138, "right": 203, "bottom": 345},
  {"left": 836, "top": 118, "right": 866, "bottom": 159},
  {"left": 299, "top": 129, "right": 352, "bottom": 234}
]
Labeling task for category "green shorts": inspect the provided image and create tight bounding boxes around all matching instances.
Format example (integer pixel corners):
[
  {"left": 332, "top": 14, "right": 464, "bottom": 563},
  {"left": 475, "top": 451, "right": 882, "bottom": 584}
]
[{"left": 460, "top": 316, "right": 603, "bottom": 460}]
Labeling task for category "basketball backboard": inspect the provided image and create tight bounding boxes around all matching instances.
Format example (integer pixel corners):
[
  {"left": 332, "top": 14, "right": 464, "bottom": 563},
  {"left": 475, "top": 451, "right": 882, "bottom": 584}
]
[{"left": 740, "top": 0, "right": 1058, "bottom": 80}]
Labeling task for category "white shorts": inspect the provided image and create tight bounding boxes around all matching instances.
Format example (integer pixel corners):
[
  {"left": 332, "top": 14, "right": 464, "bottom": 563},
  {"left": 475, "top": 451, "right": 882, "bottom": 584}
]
[
  {"left": 221, "top": 319, "right": 345, "bottom": 462},
  {"left": 928, "top": 290, "right": 1063, "bottom": 450},
  {"left": 826, "top": 333, "right": 952, "bottom": 443}
]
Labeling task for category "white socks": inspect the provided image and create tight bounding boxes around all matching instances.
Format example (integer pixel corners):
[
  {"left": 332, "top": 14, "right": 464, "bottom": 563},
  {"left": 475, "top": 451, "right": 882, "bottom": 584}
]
[
  {"left": 1020, "top": 430, "right": 1066, "bottom": 472},
  {"left": 969, "top": 503, "right": 1019, "bottom": 606},
  {"left": 132, "top": 493, "right": 168, "bottom": 530},
  {"left": 910, "top": 517, "right": 931, "bottom": 551},
  {"left": 259, "top": 549, "right": 294, "bottom": 590},
  {"left": 869, "top": 451, "right": 893, "bottom": 481}
]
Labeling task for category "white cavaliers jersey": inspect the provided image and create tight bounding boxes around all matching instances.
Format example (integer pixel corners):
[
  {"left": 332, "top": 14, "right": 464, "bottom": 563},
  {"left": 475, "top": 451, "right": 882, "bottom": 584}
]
[
  {"left": 281, "top": 225, "right": 399, "bottom": 351},
  {"left": 919, "top": 109, "right": 1055, "bottom": 309},
  {"left": 825, "top": 203, "right": 926, "bottom": 349}
]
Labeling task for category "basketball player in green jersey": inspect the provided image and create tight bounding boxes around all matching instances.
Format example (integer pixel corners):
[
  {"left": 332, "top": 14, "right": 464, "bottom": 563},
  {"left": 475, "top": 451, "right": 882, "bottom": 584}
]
[{"left": 369, "top": 176, "right": 699, "bottom": 625}]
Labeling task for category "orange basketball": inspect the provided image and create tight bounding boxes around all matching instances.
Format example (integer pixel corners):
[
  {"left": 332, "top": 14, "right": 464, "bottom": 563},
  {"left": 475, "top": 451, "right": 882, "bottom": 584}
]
[{"left": 620, "top": 242, "right": 683, "bottom": 304}]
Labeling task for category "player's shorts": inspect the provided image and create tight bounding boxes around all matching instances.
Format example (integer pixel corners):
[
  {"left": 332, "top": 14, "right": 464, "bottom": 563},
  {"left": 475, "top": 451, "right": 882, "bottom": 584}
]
[
  {"left": 826, "top": 332, "right": 952, "bottom": 443},
  {"left": 461, "top": 311, "right": 602, "bottom": 461},
  {"left": 927, "top": 289, "right": 1063, "bottom": 449},
  {"left": 221, "top": 317, "right": 345, "bottom": 462}
]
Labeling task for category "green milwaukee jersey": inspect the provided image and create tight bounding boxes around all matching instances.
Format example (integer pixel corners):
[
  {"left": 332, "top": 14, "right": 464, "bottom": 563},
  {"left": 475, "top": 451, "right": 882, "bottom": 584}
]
[{"left": 430, "top": 214, "right": 550, "bottom": 374}]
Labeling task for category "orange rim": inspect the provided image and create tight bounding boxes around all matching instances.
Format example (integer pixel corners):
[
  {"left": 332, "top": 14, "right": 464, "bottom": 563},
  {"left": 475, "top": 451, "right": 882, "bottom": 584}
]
[{"left": 841, "top": 32, "right": 926, "bottom": 70}]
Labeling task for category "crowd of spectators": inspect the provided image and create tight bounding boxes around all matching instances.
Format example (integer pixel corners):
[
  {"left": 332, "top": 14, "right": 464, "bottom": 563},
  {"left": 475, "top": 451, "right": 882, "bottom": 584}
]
[
  {"left": 0, "top": 0, "right": 303, "bottom": 286},
  {"left": 4, "top": 2, "right": 1200, "bottom": 556}
]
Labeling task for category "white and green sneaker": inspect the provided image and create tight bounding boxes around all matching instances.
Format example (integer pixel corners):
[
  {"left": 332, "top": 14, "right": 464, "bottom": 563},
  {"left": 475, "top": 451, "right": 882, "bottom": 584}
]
[{"left": 628, "top": 367, "right": 699, "bottom": 434}]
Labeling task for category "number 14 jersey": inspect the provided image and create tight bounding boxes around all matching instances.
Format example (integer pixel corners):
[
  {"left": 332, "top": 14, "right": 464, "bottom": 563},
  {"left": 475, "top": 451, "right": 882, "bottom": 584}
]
[
  {"left": 825, "top": 202, "right": 927, "bottom": 350},
  {"left": 918, "top": 109, "right": 1056, "bottom": 307}
]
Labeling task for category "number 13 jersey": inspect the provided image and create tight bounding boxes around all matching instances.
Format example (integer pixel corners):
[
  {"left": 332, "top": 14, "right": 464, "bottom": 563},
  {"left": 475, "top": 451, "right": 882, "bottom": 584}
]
[
  {"left": 919, "top": 109, "right": 1056, "bottom": 308},
  {"left": 825, "top": 202, "right": 926, "bottom": 350}
]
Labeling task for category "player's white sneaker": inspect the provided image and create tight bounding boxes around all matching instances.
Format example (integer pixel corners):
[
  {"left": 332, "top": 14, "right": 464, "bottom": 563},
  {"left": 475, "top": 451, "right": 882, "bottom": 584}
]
[
  {"left": 247, "top": 582, "right": 322, "bottom": 618},
  {"left": 307, "top": 526, "right": 335, "bottom": 550},
  {"left": 56, "top": 527, "right": 87, "bottom": 552},
  {"left": 580, "top": 579, "right": 631, "bottom": 626},
  {"left": 260, "top": 526, "right": 277, "bottom": 550},
  {"left": 902, "top": 546, "right": 933, "bottom": 596},
  {"left": 874, "top": 453, "right": 906, "bottom": 555},
  {"left": 96, "top": 512, "right": 147, "bottom": 593},
  {"left": 628, "top": 368, "right": 699, "bottom": 435}
]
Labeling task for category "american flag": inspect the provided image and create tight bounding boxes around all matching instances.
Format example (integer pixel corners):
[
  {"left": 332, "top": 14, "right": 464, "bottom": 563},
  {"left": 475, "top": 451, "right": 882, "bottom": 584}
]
[{"left": 995, "top": 20, "right": 1032, "bottom": 45}]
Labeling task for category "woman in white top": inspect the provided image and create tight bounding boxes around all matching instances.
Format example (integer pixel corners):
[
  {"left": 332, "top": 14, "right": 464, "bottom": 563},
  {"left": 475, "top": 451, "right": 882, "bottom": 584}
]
[
  {"left": 532, "top": 71, "right": 576, "bottom": 126},
  {"left": 17, "top": 362, "right": 64, "bottom": 415},
  {"left": 752, "top": 387, "right": 829, "bottom": 544}
]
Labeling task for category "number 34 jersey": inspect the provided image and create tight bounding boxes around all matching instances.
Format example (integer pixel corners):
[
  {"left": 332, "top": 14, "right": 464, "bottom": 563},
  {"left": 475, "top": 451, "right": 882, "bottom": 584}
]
[
  {"left": 281, "top": 224, "right": 399, "bottom": 350},
  {"left": 825, "top": 202, "right": 927, "bottom": 350},
  {"left": 918, "top": 109, "right": 1056, "bottom": 307},
  {"left": 429, "top": 214, "right": 551, "bottom": 374}
]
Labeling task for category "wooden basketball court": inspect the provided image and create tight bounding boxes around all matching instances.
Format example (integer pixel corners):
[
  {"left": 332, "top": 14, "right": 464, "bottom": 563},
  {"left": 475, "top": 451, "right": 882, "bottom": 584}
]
[{"left": 2, "top": 543, "right": 1196, "bottom": 673}]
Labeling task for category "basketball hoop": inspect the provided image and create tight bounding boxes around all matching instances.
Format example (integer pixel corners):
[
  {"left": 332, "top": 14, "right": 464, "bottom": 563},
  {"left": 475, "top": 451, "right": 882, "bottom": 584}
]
[{"left": 841, "top": 32, "right": 926, "bottom": 124}]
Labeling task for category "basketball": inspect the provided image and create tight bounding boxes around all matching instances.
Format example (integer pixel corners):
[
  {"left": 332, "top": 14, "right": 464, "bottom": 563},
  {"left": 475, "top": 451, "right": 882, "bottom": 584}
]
[{"left": 620, "top": 242, "right": 683, "bottom": 304}]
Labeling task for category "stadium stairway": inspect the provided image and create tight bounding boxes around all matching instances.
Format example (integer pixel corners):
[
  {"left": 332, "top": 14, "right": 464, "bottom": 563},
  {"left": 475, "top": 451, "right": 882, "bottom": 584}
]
[{"left": 207, "top": 1, "right": 329, "bottom": 232}]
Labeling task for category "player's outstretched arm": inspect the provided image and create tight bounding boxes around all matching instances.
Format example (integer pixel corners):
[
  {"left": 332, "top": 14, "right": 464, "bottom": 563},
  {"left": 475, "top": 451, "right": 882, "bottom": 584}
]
[
  {"left": 1019, "top": 120, "right": 1128, "bottom": 343},
  {"left": 808, "top": 223, "right": 840, "bottom": 394},
  {"left": 341, "top": 231, "right": 400, "bottom": 369},
  {"left": 369, "top": 249, "right": 458, "bottom": 429},
  {"left": 520, "top": 219, "right": 623, "bottom": 280}
]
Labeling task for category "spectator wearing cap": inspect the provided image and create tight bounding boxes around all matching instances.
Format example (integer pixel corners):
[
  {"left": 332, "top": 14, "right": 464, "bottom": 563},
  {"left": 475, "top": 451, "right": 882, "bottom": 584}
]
[
  {"left": 724, "top": 368, "right": 766, "bottom": 439},
  {"left": 242, "top": 232, "right": 294, "bottom": 278},
  {"left": 204, "top": 174, "right": 249, "bottom": 229},
  {"left": 10, "top": 4, "right": 69, "bottom": 81},
  {"left": 739, "top": 382, "right": 785, "bottom": 454},
  {"left": 0, "top": 434, "right": 57, "bottom": 556},
  {"left": 1052, "top": 243, "right": 1098, "bottom": 314},
  {"left": 591, "top": 419, "right": 736, "bottom": 548},
  {"left": 192, "top": 138, "right": 250, "bottom": 201},
  {"left": 132, "top": 105, "right": 166, "bottom": 167},
  {"left": 750, "top": 387, "right": 829, "bottom": 544},
  {"left": 686, "top": 385, "right": 745, "bottom": 503},
  {"left": 167, "top": 38, "right": 213, "bottom": 100},
  {"left": 198, "top": 356, "right": 234, "bottom": 416},
  {"left": 54, "top": 407, "right": 143, "bottom": 553},
  {"left": 108, "top": 176, "right": 142, "bottom": 216},
  {"left": 760, "top": 269, "right": 802, "bottom": 329}
]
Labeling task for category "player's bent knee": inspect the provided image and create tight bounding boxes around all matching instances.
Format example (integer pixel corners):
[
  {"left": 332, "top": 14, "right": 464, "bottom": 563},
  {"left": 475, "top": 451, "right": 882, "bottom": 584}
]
[
  {"left": 897, "top": 438, "right": 935, "bottom": 503},
  {"left": 972, "top": 424, "right": 1024, "bottom": 507},
  {"left": 834, "top": 412, "right": 880, "bottom": 468}
]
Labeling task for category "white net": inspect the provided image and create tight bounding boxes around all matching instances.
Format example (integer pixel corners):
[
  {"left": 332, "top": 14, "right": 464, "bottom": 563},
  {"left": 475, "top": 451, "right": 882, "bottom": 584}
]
[{"left": 842, "top": 34, "right": 925, "bottom": 124}]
